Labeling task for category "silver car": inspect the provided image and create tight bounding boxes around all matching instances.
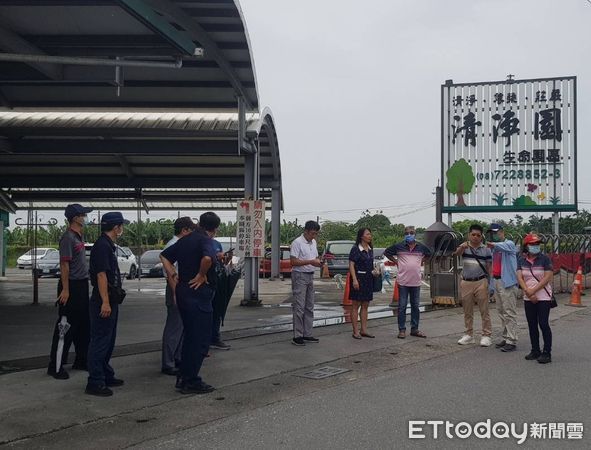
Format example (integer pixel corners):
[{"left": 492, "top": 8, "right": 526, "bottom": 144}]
[{"left": 322, "top": 240, "right": 355, "bottom": 276}]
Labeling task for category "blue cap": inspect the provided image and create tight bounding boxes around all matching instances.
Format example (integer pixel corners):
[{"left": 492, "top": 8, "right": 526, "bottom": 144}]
[
  {"left": 488, "top": 223, "right": 503, "bottom": 232},
  {"left": 100, "top": 212, "right": 130, "bottom": 226},
  {"left": 64, "top": 204, "right": 93, "bottom": 221},
  {"left": 212, "top": 239, "right": 223, "bottom": 253}
]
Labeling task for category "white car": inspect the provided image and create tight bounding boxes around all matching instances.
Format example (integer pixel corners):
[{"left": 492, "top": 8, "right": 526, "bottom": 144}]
[
  {"left": 84, "top": 244, "right": 138, "bottom": 279},
  {"left": 17, "top": 248, "right": 55, "bottom": 269}
]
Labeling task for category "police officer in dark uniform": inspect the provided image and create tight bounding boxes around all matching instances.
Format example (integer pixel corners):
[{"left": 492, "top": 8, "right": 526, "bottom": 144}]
[
  {"left": 160, "top": 211, "right": 220, "bottom": 394},
  {"left": 86, "top": 212, "right": 129, "bottom": 397},
  {"left": 47, "top": 203, "right": 93, "bottom": 379}
]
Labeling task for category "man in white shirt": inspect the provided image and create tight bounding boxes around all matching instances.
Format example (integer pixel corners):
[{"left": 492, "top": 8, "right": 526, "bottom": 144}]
[
  {"left": 289, "top": 221, "right": 323, "bottom": 346},
  {"left": 161, "top": 217, "right": 196, "bottom": 375}
]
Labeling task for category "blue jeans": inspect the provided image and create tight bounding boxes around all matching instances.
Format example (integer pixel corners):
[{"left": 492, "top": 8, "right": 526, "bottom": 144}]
[
  {"left": 176, "top": 283, "right": 214, "bottom": 384},
  {"left": 397, "top": 285, "right": 421, "bottom": 331},
  {"left": 87, "top": 292, "right": 118, "bottom": 387}
]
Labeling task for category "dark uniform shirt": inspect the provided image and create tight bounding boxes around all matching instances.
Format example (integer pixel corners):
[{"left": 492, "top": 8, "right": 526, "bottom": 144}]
[
  {"left": 160, "top": 230, "right": 217, "bottom": 286},
  {"left": 89, "top": 233, "right": 121, "bottom": 288},
  {"left": 58, "top": 228, "right": 89, "bottom": 280}
]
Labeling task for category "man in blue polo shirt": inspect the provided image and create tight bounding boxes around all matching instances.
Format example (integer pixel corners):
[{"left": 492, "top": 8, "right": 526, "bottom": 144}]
[
  {"left": 385, "top": 226, "right": 431, "bottom": 339},
  {"left": 160, "top": 212, "right": 220, "bottom": 395},
  {"left": 486, "top": 223, "right": 519, "bottom": 353},
  {"left": 86, "top": 212, "right": 129, "bottom": 397}
]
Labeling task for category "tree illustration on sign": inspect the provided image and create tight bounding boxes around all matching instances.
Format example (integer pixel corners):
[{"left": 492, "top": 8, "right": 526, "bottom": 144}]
[
  {"left": 549, "top": 196, "right": 561, "bottom": 206},
  {"left": 491, "top": 193, "right": 508, "bottom": 206},
  {"left": 513, "top": 195, "right": 537, "bottom": 206},
  {"left": 446, "top": 159, "right": 475, "bottom": 207}
]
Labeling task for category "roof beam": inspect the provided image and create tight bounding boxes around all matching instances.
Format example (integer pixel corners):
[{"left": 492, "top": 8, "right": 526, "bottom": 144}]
[
  {"left": 0, "top": 175, "right": 278, "bottom": 189},
  {"left": 141, "top": 0, "right": 255, "bottom": 110},
  {"left": 6, "top": 138, "right": 240, "bottom": 155},
  {"left": 118, "top": 0, "right": 202, "bottom": 56},
  {"left": 0, "top": 21, "right": 62, "bottom": 80}
]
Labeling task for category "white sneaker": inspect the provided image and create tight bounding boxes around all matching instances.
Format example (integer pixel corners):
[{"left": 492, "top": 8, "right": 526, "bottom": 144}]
[
  {"left": 480, "top": 336, "right": 492, "bottom": 347},
  {"left": 458, "top": 335, "right": 475, "bottom": 345}
]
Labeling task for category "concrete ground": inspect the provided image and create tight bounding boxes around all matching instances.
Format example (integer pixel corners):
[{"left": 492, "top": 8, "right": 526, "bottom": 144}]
[
  {"left": 0, "top": 291, "right": 588, "bottom": 449},
  {"left": 0, "top": 268, "right": 430, "bottom": 368}
]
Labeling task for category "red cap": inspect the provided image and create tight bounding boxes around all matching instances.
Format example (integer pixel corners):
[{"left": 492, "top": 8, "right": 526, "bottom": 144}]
[{"left": 523, "top": 233, "right": 542, "bottom": 245}]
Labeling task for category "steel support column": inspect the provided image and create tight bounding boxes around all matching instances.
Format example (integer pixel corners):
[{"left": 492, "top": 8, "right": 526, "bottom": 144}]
[
  {"left": 240, "top": 97, "right": 261, "bottom": 305},
  {"left": 270, "top": 188, "right": 281, "bottom": 279}
]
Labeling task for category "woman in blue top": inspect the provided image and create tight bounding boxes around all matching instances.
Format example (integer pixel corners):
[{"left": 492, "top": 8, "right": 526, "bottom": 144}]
[{"left": 349, "top": 228, "right": 377, "bottom": 339}]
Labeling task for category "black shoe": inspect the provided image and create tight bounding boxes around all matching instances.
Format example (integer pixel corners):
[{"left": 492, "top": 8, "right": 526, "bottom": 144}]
[
  {"left": 161, "top": 367, "right": 179, "bottom": 376},
  {"left": 47, "top": 367, "right": 69, "bottom": 380},
  {"left": 106, "top": 378, "right": 125, "bottom": 387},
  {"left": 175, "top": 376, "right": 184, "bottom": 391},
  {"left": 537, "top": 352, "right": 552, "bottom": 364},
  {"left": 210, "top": 341, "right": 231, "bottom": 350},
  {"left": 180, "top": 382, "right": 215, "bottom": 395},
  {"left": 85, "top": 385, "right": 113, "bottom": 397},
  {"left": 292, "top": 337, "right": 305, "bottom": 346},
  {"left": 303, "top": 336, "right": 319, "bottom": 343},
  {"left": 495, "top": 340, "right": 506, "bottom": 348},
  {"left": 525, "top": 351, "right": 541, "bottom": 360},
  {"left": 501, "top": 344, "right": 516, "bottom": 352}
]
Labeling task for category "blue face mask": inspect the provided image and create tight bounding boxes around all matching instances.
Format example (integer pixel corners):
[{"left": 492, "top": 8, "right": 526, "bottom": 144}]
[
  {"left": 528, "top": 245, "right": 541, "bottom": 255},
  {"left": 405, "top": 234, "right": 416, "bottom": 243}
]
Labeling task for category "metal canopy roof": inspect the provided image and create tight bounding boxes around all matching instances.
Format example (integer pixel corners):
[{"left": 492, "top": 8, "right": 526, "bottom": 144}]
[
  {"left": 0, "top": 0, "right": 258, "bottom": 110},
  {"left": 0, "top": 109, "right": 282, "bottom": 211},
  {"left": 0, "top": 1, "right": 283, "bottom": 213}
]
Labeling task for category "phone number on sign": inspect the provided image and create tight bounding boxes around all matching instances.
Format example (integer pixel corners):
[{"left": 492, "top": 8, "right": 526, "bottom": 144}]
[{"left": 476, "top": 168, "right": 561, "bottom": 181}]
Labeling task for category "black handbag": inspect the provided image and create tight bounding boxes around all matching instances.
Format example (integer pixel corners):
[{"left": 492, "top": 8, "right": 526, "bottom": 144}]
[
  {"left": 372, "top": 274, "right": 383, "bottom": 293},
  {"left": 108, "top": 284, "right": 126, "bottom": 305}
]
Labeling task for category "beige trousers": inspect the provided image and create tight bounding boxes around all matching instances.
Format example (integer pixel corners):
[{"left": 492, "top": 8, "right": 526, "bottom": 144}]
[
  {"left": 460, "top": 278, "right": 492, "bottom": 337},
  {"left": 493, "top": 279, "right": 519, "bottom": 345}
]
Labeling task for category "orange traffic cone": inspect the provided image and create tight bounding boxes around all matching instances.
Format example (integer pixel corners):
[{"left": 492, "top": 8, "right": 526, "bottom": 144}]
[
  {"left": 567, "top": 266, "right": 586, "bottom": 307},
  {"left": 321, "top": 262, "right": 330, "bottom": 279},
  {"left": 389, "top": 280, "right": 399, "bottom": 307},
  {"left": 342, "top": 274, "right": 352, "bottom": 306}
]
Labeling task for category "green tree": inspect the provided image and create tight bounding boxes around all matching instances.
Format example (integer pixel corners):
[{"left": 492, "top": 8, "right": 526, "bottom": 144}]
[
  {"left": 446, "top": 159, "right": 475, "bottom": 207},
  {"left": 317, "top": 221, "right": 354, "bottom": 249}
]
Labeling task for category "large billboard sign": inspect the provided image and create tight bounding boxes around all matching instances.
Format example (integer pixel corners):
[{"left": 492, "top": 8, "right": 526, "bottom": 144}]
[{"left": 441, "top": 76, "right": 577, "bottom": 213}]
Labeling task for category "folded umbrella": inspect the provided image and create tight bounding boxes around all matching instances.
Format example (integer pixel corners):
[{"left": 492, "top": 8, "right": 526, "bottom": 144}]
[{"left": 55, "top": 316, "right": 71, "bottom": 373}]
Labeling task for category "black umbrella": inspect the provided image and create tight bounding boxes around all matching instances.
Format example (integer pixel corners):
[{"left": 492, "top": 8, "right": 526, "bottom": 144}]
[{"left": 213, "top": 265, "right": 241, "bottom": 325}]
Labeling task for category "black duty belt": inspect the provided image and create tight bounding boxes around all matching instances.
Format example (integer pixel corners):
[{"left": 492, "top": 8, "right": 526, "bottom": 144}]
[
  {"left": 493, "top": 275, "right": 502, "bottom": 279},
  {"left": 462, "top": 274, "right": 488, "bottom": 282}
]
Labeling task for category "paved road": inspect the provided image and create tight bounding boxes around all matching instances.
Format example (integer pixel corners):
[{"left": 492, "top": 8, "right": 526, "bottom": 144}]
[{"left": 141, "top": 310, "right": 590, "bottom": 450}]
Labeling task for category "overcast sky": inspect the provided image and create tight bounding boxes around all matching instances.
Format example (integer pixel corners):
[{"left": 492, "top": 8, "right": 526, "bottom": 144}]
[
  {"left": 9, "top": 0, "right": 591, "bottom": 229},
  {"left": 239, "top": 0, "right": 591, "bottom": 227}
]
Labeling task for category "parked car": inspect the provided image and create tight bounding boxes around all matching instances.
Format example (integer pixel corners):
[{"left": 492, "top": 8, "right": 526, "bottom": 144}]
[
  {"left": 259, "top": 246, "right": 291, "bottom": 278},
  {"left": 35, "top": 249, "right": 61, "bottom": 277},
  {"left": 84, "top": 244, "right": 138, "bottom": 279},
  {"left": 138, "top": 250, "right": 165, "bottom": 278},
  {"left": 322, "top": 240, "right": 355, "bottom": 276},
  {"left": 17, "top": 248, "right": 55, "bottom": 269}
]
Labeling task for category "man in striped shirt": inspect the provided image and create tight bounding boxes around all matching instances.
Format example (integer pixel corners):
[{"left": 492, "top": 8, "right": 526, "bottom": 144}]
[{"left": 454, "top": 224, "right": 493, "bottom": 347}]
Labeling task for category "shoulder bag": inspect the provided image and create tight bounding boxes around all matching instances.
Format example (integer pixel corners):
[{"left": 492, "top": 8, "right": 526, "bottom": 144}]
[{"left": 527, "top": 266, "right": 557, "bottom": 308}]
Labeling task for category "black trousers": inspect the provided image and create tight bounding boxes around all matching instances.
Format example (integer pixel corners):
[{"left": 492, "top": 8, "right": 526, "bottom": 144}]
[
  {"left": 524, "top": 300, "right": 552, "bottom": 354},
  {"left": 176, "top": 282, "right": 214, "bottom": 384},
  {"left": 48, "top": 279, "right": 90, "bottom": 371}
]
